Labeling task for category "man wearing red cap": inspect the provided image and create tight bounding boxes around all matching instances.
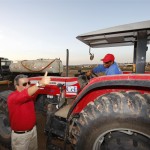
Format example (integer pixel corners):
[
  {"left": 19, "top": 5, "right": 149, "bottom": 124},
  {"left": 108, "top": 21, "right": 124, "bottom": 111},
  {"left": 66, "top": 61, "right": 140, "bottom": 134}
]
[{"left": 90, "top": 53, "right": 122, "bottom": 76}]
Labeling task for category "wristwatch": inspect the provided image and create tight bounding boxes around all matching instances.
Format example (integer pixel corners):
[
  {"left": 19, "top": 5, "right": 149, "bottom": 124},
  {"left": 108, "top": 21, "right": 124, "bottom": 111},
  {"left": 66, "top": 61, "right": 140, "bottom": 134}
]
[{"left": 36, "top": 82, "right": 40, "bottom": 87}]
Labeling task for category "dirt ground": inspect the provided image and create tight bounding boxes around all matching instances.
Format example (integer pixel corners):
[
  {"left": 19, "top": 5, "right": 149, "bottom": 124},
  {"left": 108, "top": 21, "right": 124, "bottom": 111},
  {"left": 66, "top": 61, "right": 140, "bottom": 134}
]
[{"left": 36, "top": 112, "right": 47, "bottom": 150}]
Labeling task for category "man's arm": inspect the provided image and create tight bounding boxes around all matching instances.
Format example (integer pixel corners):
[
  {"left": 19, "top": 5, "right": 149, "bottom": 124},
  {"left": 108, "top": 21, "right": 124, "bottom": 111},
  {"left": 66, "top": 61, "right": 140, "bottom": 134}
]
[
  {"left": 28, "top": 71, "right": 50, "bottom": 96},
  {"left": 92, "top": 64, "right": 106, "bottom": 74}
]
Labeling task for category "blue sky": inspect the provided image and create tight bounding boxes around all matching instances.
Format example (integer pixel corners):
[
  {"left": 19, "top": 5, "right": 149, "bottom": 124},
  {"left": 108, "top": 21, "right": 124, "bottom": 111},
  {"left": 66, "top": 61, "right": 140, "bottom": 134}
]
[{"left": 0, "top": 0, "right": 150, "bottom": 65}]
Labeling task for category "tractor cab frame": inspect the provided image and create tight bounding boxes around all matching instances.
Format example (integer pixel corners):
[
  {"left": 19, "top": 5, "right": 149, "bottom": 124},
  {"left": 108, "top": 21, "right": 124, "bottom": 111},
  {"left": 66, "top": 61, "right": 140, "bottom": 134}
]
[{"left": 77, "top": 20, "right": 150, "bottom": 73}]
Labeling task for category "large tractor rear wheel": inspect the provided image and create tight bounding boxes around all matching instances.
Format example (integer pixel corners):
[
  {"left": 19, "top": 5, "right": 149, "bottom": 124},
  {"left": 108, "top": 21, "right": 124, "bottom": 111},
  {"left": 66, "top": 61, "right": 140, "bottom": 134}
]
[
  {"left": 0, "top": 113, "right": 11, "bottom": 148},
  {"left": 70, "top": 91, "right": 150, "bottom": 150},
  {"left": 0, "top": 90, "right": 12, "bottom": 148}
]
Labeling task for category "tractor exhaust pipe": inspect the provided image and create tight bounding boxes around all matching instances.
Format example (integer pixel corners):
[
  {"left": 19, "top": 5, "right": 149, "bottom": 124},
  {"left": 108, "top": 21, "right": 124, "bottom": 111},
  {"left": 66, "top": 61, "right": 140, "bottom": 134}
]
[{"left": 66, "top": 49, "right": 69, "bottom": 77}]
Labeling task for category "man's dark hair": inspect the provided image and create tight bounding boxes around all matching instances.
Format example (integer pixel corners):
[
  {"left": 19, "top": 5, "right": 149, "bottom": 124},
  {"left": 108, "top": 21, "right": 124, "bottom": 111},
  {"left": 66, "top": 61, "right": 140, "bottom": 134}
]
[{"left": 14, "top": 74, "right": 28, "bottom": 86}]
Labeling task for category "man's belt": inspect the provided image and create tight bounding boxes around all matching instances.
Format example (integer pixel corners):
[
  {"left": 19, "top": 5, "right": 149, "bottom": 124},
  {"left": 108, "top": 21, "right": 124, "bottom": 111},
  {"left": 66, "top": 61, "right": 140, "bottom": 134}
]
[{"left": 13, "top": 128, "right": 33, "bottom": 134}]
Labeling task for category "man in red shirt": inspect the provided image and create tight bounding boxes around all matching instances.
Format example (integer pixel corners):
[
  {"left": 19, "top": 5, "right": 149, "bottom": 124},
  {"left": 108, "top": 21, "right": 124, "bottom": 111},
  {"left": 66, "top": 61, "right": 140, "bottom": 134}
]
[{"left": 7, "top": 71, "right": 50, "bottom": 150}]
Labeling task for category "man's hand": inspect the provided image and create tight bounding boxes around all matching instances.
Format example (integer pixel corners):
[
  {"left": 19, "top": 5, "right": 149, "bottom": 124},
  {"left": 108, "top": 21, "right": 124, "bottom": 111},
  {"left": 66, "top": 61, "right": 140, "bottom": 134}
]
[
  {"left": 39, "top": 71, "right": 50, "bottom": 86},
  {"left": 28, "top": 71, "right": 50, "bottom": 96},
  {"left": 86, "top": 70, "right": 98, "bottom": 78},
  {"left": 86, "top": 70, "right": 92, "bottom": 77}
]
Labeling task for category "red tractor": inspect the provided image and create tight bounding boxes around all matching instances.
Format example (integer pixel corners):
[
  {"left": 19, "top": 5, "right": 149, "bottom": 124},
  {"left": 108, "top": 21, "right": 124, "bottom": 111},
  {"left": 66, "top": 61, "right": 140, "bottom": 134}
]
[
  {"left": 0, "top": 20, "right": 150, "bottom": 150},
  {"left": 42, "top": 20, "right": 150, "bottom": 150}
]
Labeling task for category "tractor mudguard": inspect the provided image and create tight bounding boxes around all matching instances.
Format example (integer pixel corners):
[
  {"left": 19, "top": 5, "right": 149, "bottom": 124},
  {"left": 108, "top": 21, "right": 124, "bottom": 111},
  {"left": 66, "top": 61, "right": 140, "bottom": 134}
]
[{"left": 68, "top": 75, "right": 150, "bottom": 116}]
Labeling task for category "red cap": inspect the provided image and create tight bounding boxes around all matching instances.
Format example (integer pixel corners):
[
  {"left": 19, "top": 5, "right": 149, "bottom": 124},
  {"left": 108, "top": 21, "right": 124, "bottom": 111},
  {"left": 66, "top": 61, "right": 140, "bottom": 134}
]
[{"left": 101, "top": 54, "right": 115, "bottom": 63}]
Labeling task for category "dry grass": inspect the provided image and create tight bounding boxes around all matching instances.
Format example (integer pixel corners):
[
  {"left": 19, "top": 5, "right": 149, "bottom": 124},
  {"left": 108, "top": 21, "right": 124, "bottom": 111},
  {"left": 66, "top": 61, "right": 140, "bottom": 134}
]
[{"left": 62, "top": 65, "right": 150, "bottom": 77}]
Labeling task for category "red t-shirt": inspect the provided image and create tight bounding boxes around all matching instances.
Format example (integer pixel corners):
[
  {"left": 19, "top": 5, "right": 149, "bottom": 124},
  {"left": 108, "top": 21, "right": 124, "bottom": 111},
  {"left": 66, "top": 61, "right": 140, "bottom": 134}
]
[{"left": 7, "top": 89, "right": 36, "bottom": 131}]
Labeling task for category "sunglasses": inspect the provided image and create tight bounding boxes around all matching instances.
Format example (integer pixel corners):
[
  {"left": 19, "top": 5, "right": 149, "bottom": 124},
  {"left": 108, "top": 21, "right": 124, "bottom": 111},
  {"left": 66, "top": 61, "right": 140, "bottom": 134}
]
[{"left": 22, "top": 81, "right": 31, "bottom": 86}]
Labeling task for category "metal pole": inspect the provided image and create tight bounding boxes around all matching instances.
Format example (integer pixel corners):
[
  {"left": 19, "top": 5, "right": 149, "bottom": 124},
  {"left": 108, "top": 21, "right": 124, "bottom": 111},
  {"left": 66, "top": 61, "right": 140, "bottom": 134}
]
[
  {"left": 136, "top": 31, "right": 147, "bottom": 73},
  {"left": 66, "top": 49, "right": 69, "bottom": 77},
  {"left": 133, "top": 42, "right": 137, "bottom": 73}
]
